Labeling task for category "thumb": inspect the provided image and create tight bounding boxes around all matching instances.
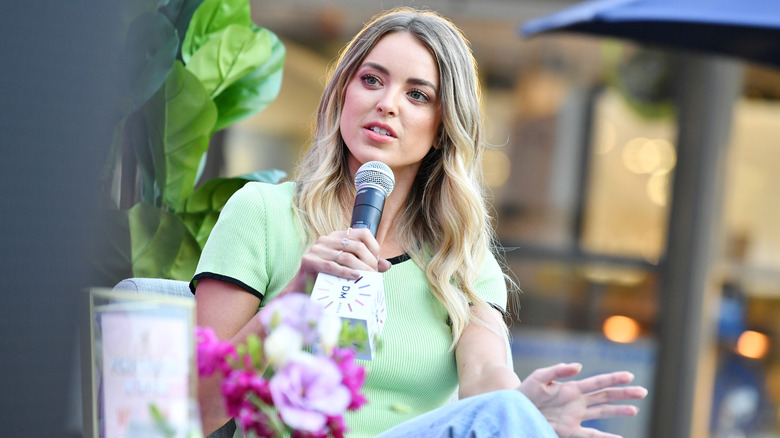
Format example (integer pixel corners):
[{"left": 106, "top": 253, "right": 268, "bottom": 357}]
[
  {"left": 378, "top": 258, "right": 392, "bottom": 272},
  {"left": 529, "top": 362, "right": 583, "bottom": 384}
]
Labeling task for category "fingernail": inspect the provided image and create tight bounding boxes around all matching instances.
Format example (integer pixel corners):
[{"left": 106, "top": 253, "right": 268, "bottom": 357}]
[{"left": 351, "top": 271, "right": 360, "bottom": 279}]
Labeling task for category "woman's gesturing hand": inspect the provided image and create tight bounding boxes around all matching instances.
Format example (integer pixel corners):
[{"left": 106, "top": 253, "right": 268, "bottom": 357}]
[
  {"left": 518, "top": 363, "right": 648, "bottom": 438},
  {"left": 282, "top": 227, "right": 392, "bottom": 295}
]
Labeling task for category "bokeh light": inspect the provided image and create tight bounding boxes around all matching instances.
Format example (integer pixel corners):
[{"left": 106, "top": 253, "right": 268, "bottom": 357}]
[
  {"left": 603, "top": 315, "right": 641, "bottom": 343},
  {"left": 483, "top": 149, "right": 511, "bottom": 188},
  {"left": 736, "top": 330, "right": 770, "bottom": 359},
  {"left": 622, "top": 137, "right": 676, "bottom": 174}
]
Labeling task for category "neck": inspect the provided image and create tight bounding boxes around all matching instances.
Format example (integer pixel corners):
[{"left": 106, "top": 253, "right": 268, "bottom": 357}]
[{"left": 373, "top": 175, "right": 414, "bottom": 258}]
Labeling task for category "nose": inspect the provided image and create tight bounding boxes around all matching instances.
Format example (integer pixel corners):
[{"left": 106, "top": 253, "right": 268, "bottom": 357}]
[{"left": 376, "top": 89, "right": 399, "bottom": 117}]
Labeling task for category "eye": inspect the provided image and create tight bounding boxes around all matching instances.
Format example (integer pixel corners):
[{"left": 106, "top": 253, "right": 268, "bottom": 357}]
[
  {"left": 361, "top": 74, "right": 381, "bottom": 87},
  {"left": 408, "top": 89, "right": 430, "bottom": 103}
]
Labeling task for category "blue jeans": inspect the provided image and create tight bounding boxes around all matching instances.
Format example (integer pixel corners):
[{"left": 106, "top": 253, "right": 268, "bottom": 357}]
[{"left": 375, "top": 390, "right": 558, "bottom": 438}]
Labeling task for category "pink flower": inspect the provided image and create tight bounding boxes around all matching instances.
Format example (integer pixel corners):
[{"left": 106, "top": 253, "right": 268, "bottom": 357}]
[
  {"left": 269, "top": 355, "right": 351, "bottom": 433},
  {"left": 326, "top": 415, "right": 347, "bottom": 438},
  {"left": 221, "top": 370, "right": 272, "bottom": 417},
  {"left": 332, "top": 348, "right": 367, "bottom": 410},
  {"left": 236, "top": 404, "right": 277, "bottom": 438},
  {"left": 196, "top": 326, "right": 236, "bottom": 376},
  {"left": 258, "top": 293, "right": 324, "bottom": 344},
  {"left": 291, "top": 429, "right": 328, "bottom": 438}
]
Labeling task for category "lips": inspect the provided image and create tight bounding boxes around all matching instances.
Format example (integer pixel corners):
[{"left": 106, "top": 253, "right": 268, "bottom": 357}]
[{"left": 364, "top": 122, "right": 396, "bottom": 138}]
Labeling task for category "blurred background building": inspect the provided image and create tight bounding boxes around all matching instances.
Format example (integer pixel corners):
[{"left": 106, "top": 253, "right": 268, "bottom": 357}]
[{"left": 208, "top": 1, "right": 780, "bottom": 437}]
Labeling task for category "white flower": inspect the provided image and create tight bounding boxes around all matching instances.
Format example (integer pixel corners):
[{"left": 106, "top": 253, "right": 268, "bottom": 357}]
[
  {"left": 317, "top": 314, "right": 343, "bottom": 355},
  {"left": 264, "top": 324, "right": 303, "bottom": 367}
]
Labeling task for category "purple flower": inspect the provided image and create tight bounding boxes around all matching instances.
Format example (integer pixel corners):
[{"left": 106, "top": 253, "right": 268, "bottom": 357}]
[
  {"left": 258, "top": 293, "right": 324, "bottom": 344},
  {"left": 332, "top": 348, "right": 367, "bottom": 410},
  {"left": 269, "top": 354, "right": 351, "bottom": 433},
  {"left": 196, "top": 326, "right": 237, "bottom": 376}
]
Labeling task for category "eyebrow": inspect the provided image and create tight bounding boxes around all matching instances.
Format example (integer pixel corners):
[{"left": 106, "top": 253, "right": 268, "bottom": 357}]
[{"left": 362, "top": 62, "right": 439, "bottom": 96}]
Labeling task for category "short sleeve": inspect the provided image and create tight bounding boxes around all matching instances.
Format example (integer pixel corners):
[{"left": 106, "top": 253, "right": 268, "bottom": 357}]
[
  {"left": 190, "top": 181, "right": 303, "bottom": 302},
  {"left": 473, "top": 252, "right": 508, "bottom": 314}
]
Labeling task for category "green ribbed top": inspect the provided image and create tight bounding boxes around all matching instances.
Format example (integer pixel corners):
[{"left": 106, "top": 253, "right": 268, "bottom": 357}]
[{"left": 193, "top": 181, "right": 507, "bottom": 437}]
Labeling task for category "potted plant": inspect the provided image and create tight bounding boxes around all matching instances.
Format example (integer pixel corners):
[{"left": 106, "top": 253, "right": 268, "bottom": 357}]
[{"left": 96, "top": 0, "right": 286, "bottom": 285}]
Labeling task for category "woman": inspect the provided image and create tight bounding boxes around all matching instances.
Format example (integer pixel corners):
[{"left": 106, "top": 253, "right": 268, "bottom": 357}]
[{"left": 193, "top": 7, "right": 647, "bottom": 438}]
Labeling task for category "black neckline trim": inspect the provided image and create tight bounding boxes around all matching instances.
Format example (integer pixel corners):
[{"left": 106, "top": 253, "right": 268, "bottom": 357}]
[{"left": 386, "top": 253, "right": 411, "bottom": 265}]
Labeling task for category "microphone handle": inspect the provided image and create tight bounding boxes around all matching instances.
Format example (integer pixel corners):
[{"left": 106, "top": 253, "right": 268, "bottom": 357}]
[{"left": 350, "top": 187, "right": 386, "bottom": 237}]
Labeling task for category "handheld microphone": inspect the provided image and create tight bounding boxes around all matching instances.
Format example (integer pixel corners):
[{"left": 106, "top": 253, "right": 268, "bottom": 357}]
[
  {"left": 350, "top": 161, "right": 395, "bottom": 237},
  {"left": 310, "top": 162, "right": 394, "bottom": 361}
]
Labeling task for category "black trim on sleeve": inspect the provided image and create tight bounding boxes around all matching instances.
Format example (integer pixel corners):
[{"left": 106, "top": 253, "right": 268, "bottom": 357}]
[
  {"left": 468, "top": 301, "right": 508, "bottom": 318},
  {"left": 487, "top": 302, "right": 508, "bottom": 318},
  {"left": 190, "top": 272, "right": 264, "bottom": 300}
]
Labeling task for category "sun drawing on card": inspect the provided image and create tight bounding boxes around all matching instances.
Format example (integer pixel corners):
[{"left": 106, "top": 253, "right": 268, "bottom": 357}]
[{"left": 313, "top": 275, "right": 374, "bottom": 316}]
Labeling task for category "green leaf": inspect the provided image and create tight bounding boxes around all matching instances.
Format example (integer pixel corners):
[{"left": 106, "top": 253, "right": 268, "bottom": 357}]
[
  {"left": 149, "top": 404, "right": 176, "bottom": 438},
  {"left": 236, "top": 169, "right": 288, "bottom": 184},
  {"left": 158, "top": 0, "right": 206, "bottom": 61},
  {"left": 186, "top": 178, "right": 247, "bottom": 213},
  {"left": 185, "top": 24, "right": 271, "bottom": 98},
  {"left": 234, "top": 344, "right": 247, "bottom": 368},
  {"left": 185, "top": 169, "right": 286, "bottom": 213},
  {"left": 128, "top": 203, "right": 202, "bottom": 280},
  {"left": 150, "top": 61, "right": 217, "bottom": 211},
  {"left": 100, "top": 118, "right": 127, "bottom": 185},
  {"left": 256, "top": 398, "right": 286, "bottom": 436},
  {"left": 120, "top": 11, "right": 178, "bottom": 112},
  {"left": 246, "top": 334, "right": 263, "bottom": 369},
  {"left": 180, "top": 170, "right": 285, "bottom": 247},
  {"left": 180, "top": 211, "right": 219, "bottom": 250},
  {"left": 213, "top": 28, "right": 285, "bottom": 132},
  {"left": 116, "top": 0, "right": 159, "bottom": 42},
  {"left": 128, "top": 101, "right": 163, "bottom": 205},
  {"left": 91, "top": 208, "right": 133, "bottom": 287},
  {"left": 181, "top": 0, "right": 251, "bottom": 64},
  {"left": 270, "top": 311, "right": 281, "bottom": 330}
]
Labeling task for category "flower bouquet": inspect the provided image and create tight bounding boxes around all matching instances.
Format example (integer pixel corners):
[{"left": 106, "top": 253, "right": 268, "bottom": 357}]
[{"left": 196, "top": 293, "right": 368, "bottom": 438}]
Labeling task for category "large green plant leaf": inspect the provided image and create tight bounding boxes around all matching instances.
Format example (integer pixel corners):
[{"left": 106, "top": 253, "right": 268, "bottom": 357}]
[
  {"left": 213, "top": 29, "right": 285, "bottom": 131},
  {"left": 147, "top": 61, "right": 217, "bottom": 211},
  {"left": 92, "top": 208, "right": 133, "bottom": 287},
  {"left": 116, "top": 0, "right": 159, "bottom": 43},
  {"left": 185, "top": 169, "right": 287, "bottom": 212},
  {"left": 120, "top": 11, "right": 178, "bottom": 112},
  {"left": 158, "top": 0, "right": 205, "bottom": 61},
  {"left": 180, "top": 0, "right": 251, "bottom": 64},
  {"left": 128, "top": 203, "right": 201, "bottom": 281},
  {"left": 126, "top": 99, "right": 163, "bottom": 205},
  {"left": 181, "top": 169, "right": 286, "bottom": 247},
  {"left": 101, "top": 117, "right": 127, "bottom": 185},
  {"left": 185, "top": 24, "right": 271, "bottom": 98}
]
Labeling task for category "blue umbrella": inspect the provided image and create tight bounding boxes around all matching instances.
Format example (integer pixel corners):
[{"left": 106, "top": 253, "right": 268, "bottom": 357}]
[{"left": 521, "top": 0, "right": 780, "bottom": 67}]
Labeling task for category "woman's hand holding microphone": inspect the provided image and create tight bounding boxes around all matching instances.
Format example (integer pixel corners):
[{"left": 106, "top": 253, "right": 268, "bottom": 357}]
[{"left": 281, "top": 227, "right": 391, "bottom": 296}]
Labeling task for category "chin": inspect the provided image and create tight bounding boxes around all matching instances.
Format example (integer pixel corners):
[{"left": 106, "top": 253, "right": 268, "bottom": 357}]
[{"left": 347, "top": 150, "right": 391, "bottom": 168}]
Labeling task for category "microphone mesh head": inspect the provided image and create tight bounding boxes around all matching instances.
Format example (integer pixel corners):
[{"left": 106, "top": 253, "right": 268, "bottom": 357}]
[{"left": 354, "top": 161, "right": 395, "bottom": 197}]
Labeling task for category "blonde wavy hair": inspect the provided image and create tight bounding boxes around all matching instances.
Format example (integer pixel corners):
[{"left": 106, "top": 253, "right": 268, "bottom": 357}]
[{"left": 293, "top": 8, "right": 502, "bottom": 347}]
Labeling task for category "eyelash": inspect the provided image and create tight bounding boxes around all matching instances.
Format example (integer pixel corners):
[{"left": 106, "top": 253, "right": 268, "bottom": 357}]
[
  {"left": 360, "top": 74, "right": 431, "bottom": 103},
  {"left": 361, "top": 74, "right": 381, "bottom": 86},
  {"left": 408, "top": 88, "right": 430, "bottom": 103}
]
